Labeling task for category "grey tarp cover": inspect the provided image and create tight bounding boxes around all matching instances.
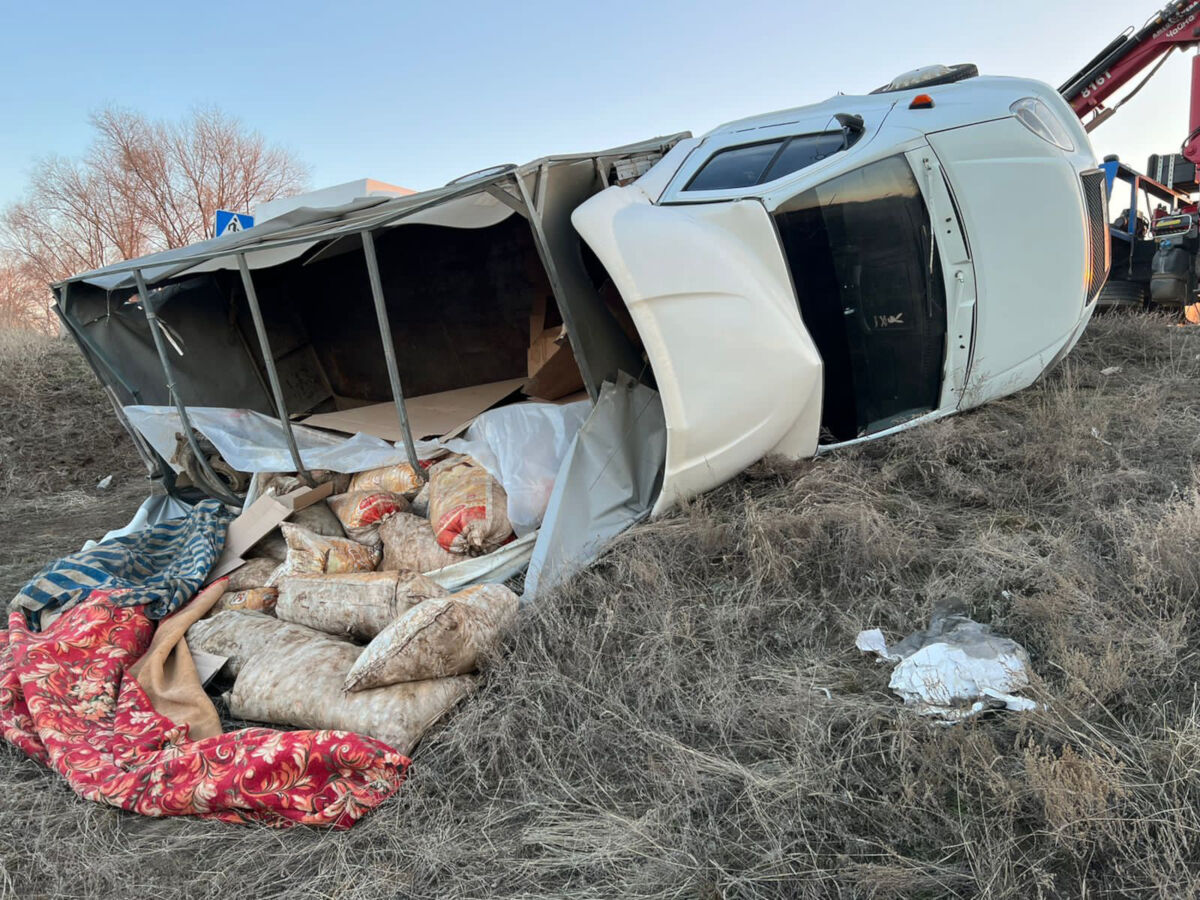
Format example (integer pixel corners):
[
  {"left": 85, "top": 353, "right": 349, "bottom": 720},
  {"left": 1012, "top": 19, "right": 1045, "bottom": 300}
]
[
  {"left": 54, "top": 134, "right": 687, "bottom": 406},
  {"left": 55, "top": 196, "right": 391, "bottom": 293},
  {"left": 523, "top": 374, "right": 666, "bottom": 599}
]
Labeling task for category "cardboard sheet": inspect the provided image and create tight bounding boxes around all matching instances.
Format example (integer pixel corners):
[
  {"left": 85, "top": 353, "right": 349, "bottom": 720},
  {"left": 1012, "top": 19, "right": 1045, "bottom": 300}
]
[
  {"left": 528, "top": 326, "right": 565, "bottom": 376},
  {"left": 530, "top": 293, "right": 548, "bottom": 345},
  {"left": 207, "top": 482, "right": 333, "bottom": 582},
  {"left": 525, "top": 340, "right": 585, "bottom": 401},
  {"left": 301, "top": 378, "right": 527, "bottom": 442}
]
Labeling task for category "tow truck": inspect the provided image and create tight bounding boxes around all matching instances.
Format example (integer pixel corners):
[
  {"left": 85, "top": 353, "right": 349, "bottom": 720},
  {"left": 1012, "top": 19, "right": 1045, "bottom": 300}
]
[{"left": 1060, "top": 0, "right": 1200, "bottom": 313}]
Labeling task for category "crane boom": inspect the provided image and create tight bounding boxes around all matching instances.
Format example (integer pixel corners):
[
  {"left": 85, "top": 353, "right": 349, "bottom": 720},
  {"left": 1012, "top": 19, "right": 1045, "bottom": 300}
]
[{"left": 1060, "top": 0, "right": 1200, "bottom": 159}]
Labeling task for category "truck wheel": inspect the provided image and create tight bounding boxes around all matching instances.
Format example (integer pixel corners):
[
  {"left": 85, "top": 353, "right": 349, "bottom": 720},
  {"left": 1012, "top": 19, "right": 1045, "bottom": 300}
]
[{"left": 1095, "top": 280, "right": 1146, "bottom": 312}]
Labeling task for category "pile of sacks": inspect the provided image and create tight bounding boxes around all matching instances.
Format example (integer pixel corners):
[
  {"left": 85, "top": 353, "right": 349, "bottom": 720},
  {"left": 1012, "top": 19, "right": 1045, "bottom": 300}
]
[{"left": 186, "top": 457, "right": 519, "bottom": 755}]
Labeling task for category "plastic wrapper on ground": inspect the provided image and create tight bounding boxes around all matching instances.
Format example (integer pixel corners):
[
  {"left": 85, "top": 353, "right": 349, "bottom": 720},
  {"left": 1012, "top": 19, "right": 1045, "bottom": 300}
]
[{"left": 856, "top": 612, "right": 1038, "bottom": 723}]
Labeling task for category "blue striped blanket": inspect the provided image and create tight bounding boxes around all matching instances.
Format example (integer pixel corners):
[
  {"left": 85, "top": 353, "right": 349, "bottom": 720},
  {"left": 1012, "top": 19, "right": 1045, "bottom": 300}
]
[{"left": 10, "top": 499, "right": 233, "bottom": 631}]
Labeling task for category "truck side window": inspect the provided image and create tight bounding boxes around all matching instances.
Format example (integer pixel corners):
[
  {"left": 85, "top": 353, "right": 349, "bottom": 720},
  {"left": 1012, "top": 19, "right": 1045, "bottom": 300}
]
[
  {"left": 761, "top": 132, "right": 848, "bottom": 182},
  {"left": 685, "top": 131, "right": 859, "bottom": 192},
  {"left": 685, "top": 140, "right": 784, "bottom": 191},
  {"left": 773, "top": 156, "right": 947, "bottom": 442}
]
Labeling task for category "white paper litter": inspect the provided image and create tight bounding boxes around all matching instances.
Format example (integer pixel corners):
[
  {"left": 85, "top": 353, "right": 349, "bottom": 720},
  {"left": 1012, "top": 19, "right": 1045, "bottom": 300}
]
[{"left": 856, "top": 613, "right": 1037, "bottom": 722}]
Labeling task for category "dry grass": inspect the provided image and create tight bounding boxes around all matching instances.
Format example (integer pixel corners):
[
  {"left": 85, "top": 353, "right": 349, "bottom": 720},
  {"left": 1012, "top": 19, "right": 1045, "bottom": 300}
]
[
  {"left": 3, "top": 313, "right": 1200, "bottom": 897},
  {"left": 0, "top": 329, "right": 143, "bottom": 498},
  {"left": 0, "top": 328, "right": 149, "bottom": 601}
]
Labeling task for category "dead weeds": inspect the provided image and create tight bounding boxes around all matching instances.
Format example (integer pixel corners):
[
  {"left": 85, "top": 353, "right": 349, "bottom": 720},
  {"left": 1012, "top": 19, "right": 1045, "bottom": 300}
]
[
  {"left": 3, "top": 313, "right": 1200, "bottom": 897},
  {"left": 0, "top": 329, "right": 144, "bottom": 498}
]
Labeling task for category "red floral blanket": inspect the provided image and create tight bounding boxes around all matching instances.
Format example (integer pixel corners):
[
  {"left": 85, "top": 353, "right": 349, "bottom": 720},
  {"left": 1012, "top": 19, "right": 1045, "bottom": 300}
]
[{"left": 0, "top": 590, "right": 409, "bottom": 828}]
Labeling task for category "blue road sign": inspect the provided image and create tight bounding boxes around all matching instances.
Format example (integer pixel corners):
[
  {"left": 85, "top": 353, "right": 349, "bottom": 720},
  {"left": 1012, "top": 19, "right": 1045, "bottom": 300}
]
[{"left": 215, "top": 210, "right": 254, "bottom": 237}]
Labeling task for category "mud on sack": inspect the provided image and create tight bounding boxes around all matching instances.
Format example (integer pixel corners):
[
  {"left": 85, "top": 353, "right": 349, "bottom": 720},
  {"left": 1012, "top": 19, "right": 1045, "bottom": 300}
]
[
  {"left": 428, "top": 456, "right": 513, "bottom": 555},
  {"left": 378, "top": 512, "right": 462, "bottom": 574},
  {"left": 275, "top": 571, "right": 448, "bottom": 641},
  {"left": 224, "top": 558, "right": 279, "bottom": 591},
  {"left": 228, "top": 626, "right": 475, "bottom": 756},
  {"left": 344, "top": 583, "right": 519, "bottom": 691},
  {"left": 211, "top": 587, "right": 278, "bottom": 615},
  {"left": 206, "top": 558, "right": 281, "bottom": 616},
  {"left": 186, "top": 610, "right": 352, "bottom": 678},
  {"left": 267, "top": 523, "right": 381, "bottom": 584},
  {"left": 257, "top": 471, "right": 352, "bottom": 499},
  {"left": 250, "top": 496, "right": 347, "bottom": 562}
]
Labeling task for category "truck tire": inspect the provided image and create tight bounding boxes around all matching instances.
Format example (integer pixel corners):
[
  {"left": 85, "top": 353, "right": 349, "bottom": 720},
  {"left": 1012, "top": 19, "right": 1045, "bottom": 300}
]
[{"left": 1095, "top": 279, "right": 1145, "bottom": 312}]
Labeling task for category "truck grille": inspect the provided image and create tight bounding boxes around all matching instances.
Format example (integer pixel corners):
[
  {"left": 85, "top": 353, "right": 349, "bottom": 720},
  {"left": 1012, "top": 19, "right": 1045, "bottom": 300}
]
[{"left": 1081, "top": 170, "right": 1110, "bottom": 305}]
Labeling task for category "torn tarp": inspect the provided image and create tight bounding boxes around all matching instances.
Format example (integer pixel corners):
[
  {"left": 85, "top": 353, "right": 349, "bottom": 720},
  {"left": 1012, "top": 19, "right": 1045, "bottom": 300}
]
[{"left": 523, "top": 375, "right": 665, "bottom": 600}]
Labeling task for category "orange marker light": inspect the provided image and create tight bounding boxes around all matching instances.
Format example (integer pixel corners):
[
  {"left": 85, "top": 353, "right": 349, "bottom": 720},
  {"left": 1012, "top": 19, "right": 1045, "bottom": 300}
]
[{"left": 910, "top": 94, "right": 935, "bottom": 109}]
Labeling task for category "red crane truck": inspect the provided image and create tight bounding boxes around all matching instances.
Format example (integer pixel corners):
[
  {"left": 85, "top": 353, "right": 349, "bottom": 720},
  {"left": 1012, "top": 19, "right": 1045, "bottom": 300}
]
[{"left": 1060, "top": 0, "right": 1200, "bottom": 314}]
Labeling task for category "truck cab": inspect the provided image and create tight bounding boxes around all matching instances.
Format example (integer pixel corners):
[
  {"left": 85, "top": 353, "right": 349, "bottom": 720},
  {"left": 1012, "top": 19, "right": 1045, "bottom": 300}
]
[{"left": 575, "top": 73, "right": 1108, "bottom": 512}]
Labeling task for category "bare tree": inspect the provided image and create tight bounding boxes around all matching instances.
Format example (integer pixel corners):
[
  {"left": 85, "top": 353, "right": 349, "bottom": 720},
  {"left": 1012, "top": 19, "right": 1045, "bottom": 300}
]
[
  {"left": 0, "top": 256, "right": 55, "bottom": 334},
  {"left": 0, "top": 105, "right": 308, "bottom": 313}
]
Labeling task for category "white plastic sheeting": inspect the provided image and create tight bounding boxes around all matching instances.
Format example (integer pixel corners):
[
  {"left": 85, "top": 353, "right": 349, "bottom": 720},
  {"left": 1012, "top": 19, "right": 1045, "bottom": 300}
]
[
  {"left": 81, "top": 493, "right": 195, "bottom": 550},
  {"left": 856, "top": 613, "right": 1038, "bottom": 723},
  {"left": 124, "top": 402, "right": 588, "bottom": 532},
  {"left": 424, "top": 531, "right": 539, "bottom": 593},
  {"left": 124, "top": 406, "right": 423, "bottom": 474},
  {"left": 439, "top": 399, "right": 591, "bottom": 537}
]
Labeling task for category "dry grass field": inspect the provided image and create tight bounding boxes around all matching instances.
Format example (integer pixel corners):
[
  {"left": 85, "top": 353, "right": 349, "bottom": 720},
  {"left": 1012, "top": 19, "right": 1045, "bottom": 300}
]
[{"left": 2, "top": 315, "right": 1199, "bottom": 898}]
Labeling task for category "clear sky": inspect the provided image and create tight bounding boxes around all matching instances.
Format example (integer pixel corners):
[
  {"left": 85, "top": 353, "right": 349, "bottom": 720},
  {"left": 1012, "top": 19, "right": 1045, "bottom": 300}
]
[{"left": 0, "top": 0, "right": 1195, "bottom": 207}]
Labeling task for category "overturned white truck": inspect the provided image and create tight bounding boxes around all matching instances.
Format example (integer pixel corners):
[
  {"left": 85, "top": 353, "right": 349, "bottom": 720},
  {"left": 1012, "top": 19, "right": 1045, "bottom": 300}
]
[{"left": 54, "top": 69, "right": 1107, "bottom": 594}]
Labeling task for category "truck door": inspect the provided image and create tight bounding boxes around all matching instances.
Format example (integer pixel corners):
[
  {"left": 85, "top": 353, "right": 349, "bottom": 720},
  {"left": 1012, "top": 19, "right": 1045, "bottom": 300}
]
[{"left": 770, "top": 155, "right": 948, "bottom": 441}]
